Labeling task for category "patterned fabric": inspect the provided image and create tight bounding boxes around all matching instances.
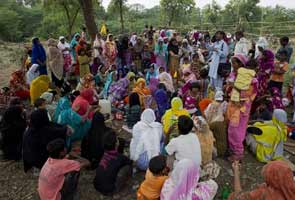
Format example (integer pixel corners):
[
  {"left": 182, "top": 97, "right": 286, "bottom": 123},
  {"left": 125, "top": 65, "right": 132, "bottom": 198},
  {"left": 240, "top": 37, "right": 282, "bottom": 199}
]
[{"left": 161, "top": 159, "right": 218, "bottom": 200}]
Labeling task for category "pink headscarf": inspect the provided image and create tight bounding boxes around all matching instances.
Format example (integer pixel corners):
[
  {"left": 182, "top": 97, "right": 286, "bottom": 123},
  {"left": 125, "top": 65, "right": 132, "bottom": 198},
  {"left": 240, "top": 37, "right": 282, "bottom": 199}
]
[
  {"left": 182, "top": 68, "right": 197, "bottom": 83},
  {"left": 72, "top": 88, "right": 94, "bottom": 118}
]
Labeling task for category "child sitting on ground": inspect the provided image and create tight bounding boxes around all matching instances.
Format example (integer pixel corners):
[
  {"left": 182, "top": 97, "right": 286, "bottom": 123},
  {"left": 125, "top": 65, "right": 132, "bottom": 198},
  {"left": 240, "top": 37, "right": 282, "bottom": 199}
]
[
  {"left": 93, "top": 130, "right": 132, "bottom": 196},
  {"left": 137, "top": 155, "right": 169, "bottom": 200},
  {"left": 38, "top": 138, "right": 90, "bottom": 200}
]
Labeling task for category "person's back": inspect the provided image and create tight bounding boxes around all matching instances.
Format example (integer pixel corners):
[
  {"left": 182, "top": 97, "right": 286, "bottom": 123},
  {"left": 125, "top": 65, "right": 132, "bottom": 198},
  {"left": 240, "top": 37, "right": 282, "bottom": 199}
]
[
  {"left": 94, "top": 130, "right": 132, "bottom": 195},
  {"left": 0, "top": 100, "right": 26, "bottom": 161},
  {"left": 137, "top": 156, "right": 169, "bottom": 200},
  {"left": 38, "top": 139, "right": 89, "bottom": 200},
  {"left": 23, "top": 109, "right": 67, "bottom": 172},
  {"left": 126, "top": 93, "right": 142, "bottom": 129},
  {"left": 165, "top": 115, "right": 202, "bottom": 167}
]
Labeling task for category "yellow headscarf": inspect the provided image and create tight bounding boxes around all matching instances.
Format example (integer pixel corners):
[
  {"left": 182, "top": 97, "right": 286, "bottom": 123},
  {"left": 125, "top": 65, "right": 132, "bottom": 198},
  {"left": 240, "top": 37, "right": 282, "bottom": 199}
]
[
  {"left": 249, "top": 109, "right": 287, "bottom": 162},
  {"left": 162, "top": 97, "right": 190, "bottom": 134},
  {"left": 30, "top": 75, "right": 50, "bottom": 105}
]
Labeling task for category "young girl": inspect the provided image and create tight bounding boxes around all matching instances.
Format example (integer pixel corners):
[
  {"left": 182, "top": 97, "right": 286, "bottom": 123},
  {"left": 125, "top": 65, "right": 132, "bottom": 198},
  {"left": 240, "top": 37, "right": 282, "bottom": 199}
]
[
  {"left": 78, "top": 48, "right": 91, "bottom": 78},
  {"left": 183, "top": 82, "right": 202, "bottom": 115},
  {"left": 145, "top": 64, "right": 157, "bottom": 85},
  {"left": 191, "top": 53, "right": 205, "bottom": 79},
  {"left": 90, "top": 57, "right": 101, "bottom": 75}
]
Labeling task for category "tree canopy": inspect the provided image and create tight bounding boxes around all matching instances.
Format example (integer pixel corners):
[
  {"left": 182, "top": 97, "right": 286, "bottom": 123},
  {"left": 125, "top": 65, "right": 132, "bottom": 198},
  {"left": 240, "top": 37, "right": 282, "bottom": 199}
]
[{"left": 1, "top": 0, "right": 295, "bottom": 42}]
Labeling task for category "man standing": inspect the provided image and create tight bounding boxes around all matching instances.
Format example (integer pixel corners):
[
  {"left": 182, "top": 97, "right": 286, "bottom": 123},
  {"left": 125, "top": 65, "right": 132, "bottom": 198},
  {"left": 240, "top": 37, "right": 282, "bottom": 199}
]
[
  {"left": 234, "top": 31, "right": 251, "bottom": 57},
  {"left": 276, "top": 36, "right": 293, "bottom": 63},
  {"left": 208, "top": 31, "right": 229, "bottom": 89}
]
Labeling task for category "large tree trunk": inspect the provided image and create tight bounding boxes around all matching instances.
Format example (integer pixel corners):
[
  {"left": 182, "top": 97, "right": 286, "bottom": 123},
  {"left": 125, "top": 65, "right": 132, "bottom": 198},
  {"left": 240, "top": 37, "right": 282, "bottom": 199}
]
[
  {"left": 78, "top": 0, "right": 98, "bottom": 42},
  {"left": 119, "top": 1, "right": 124, "bottom": 33}
]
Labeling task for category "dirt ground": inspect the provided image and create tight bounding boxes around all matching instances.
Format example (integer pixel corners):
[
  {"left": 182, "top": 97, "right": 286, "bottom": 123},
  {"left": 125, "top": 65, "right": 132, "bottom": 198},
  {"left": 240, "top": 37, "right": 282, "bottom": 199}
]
[
  {"left": 0, "top": 42, "right": 294, "bottom": 200},
  {"left": 0, "top": 119, "right": 294, "bottom": 200}
]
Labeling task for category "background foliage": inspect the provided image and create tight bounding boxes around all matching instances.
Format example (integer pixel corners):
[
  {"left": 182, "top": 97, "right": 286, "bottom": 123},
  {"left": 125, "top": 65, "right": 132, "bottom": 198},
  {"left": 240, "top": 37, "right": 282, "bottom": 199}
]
[{"left": 1, "top": 0, "right": 295, "bottom": 42}]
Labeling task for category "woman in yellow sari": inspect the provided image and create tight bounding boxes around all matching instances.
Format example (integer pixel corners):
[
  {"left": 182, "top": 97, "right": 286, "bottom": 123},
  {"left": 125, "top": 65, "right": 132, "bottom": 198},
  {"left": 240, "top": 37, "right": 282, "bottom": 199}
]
[
  {"left": 162, "top": 97, "right": 190, "bottom": 140},
  {"left": 132, "top": 78, "right": 151, "bottom": 108},
  {"left": 246, "top": 109, "right": 288, "bottom": 163},
  {"left": 30, "top": 75, "right": 50, "bottom": 104}
]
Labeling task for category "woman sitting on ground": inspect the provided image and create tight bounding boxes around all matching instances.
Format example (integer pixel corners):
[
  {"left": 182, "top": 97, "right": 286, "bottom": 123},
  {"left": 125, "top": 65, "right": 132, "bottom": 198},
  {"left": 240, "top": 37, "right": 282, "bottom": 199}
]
[
  {"left": 81, "top": 111, "right": 111, "bottom": 169},
  {"left": 204, "top": 90, "right": 228, "bottom": 157},
  {"left": 72, "top": 88, "right": 95, "bottom": 120},
  {"left": 93, "top": 129, "right": 132, "bottom": 196},
  {"left": 246, "top": 109, "right": 288, "bottom": 163},
  {"left": 23, "top": 109, "right": 68, "bottom": 172},
  {"left": 0, "top": 98, "right": 27, "bottom": 161},
  {"left": 162, "top": 97, "right": 190, "bottom": 140},
  {"left": 130, "top": 109, "right": 163, "bottom": 170},
  {"left": 230, "top": 160, "right": 295, "bottom": 200},
  {"left": 161, "top": 159, "right": 218, "bottom": 200},
  {"left": 126, "top": 93, "right": 142, "bottom": 129}
]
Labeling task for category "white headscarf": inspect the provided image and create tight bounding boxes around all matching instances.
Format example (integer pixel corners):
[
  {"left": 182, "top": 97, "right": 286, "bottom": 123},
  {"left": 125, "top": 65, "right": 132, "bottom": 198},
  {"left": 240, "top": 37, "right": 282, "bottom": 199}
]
[
  {"left": 130, "top": 109, "right": 163, "bottom": 161},
  {"left": 40, "top": 92, "right": 53, "bottom": 103},
  {"left": 26, "top": 64, "right": 40, "bottom": 85},
  {"left": 130, "top": 34, "right": 137, "bottom": 46},
  {"left": 255, "top": 37, "right": 269, "bottom": 58},
  {"left": 273, "top": 109, "right": 287, "bottom": 123}
]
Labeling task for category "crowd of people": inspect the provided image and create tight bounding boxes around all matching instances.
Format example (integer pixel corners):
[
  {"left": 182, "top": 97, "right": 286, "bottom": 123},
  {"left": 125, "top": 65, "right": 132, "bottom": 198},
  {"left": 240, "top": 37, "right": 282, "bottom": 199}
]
[{"left": 1, "top": 26, "right": 295, "bottom": 200}]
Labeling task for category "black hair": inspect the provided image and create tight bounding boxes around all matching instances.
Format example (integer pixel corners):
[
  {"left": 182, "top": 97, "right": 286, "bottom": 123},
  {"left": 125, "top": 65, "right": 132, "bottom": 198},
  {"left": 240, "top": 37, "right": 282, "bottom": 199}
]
[
  {"left": 9, "top": 97, "right": 22, "bottom": 106},
  {"left": 190, "top": 82, "right": 201, "bottom": 90},
  {"left": 280, "top": 36, "right": 289, "bottom": 43},
  {"left": 150, "top": 64, "right": 155, "bottom": 70},
  {"left": 103, "top": 130, "right": 117, "bottom": 151},
  {"left": 149, "top": 155, "right": 167, "bottom": 175},
  {"left": 34, "top": 98, "right": 46, "bottom": 108},
  {"left": 70, "top": 90, "right": 80, "bottom": 102},
  {"left": 192, "top": 53, "right": 199, "bottom": 60},
  {"left": 235, "top": 31, "right": 244, "bottom": 37},
  {"left": 158, "top": 83, "right": 167, "bottom": 91},
  {"left": 129, "top": 92, "right": 140, "bottom": 107},
  {"left": 47, "top": 138, "right": 66, "bottom": 159},
  {"left": 279, "top": 49, "right": 288, "bottom": 56},
  {"left": 246, "top": 58, "right": 258, "bottom": 70},
  {"left": 232, "top": 57, "right": 244, "bottom": 67},
  {"left": 61, "top": 81, "right": 72, "bottom": 97},
  {"left": 215, "top": 31, "right": 226, "bottom": 39},
  {"left": 178, "top": 115, "right": 194, "bottom": 135},
  {"left": 78, "top": 48, "right": 86, "bottom": 56},
  {"left": 183, "top": 56, "right": 189, "bottom": 61},
  {"left": 27, "top": 49, "right": 32, "bottom": 56},
  {"left": 200, "top": 68, "right": 209, "bottom": 79}
]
